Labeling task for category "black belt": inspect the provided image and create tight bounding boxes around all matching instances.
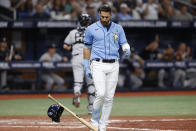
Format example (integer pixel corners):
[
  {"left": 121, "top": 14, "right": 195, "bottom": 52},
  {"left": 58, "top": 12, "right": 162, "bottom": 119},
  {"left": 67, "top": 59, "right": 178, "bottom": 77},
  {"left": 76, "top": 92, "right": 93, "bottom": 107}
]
[
  {"left": 73, "top": 53, "right": 79, "bottom": 56},
  {"left": 93, "top": 58, "right": 117, "bottom": 63}
]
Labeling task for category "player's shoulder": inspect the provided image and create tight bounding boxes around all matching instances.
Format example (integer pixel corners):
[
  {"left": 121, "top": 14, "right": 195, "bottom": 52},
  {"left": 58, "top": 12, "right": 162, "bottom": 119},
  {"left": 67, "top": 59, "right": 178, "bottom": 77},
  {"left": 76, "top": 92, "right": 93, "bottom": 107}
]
[
  {"left": 69, "top": 29, "right": 78, "bottom": 34},
  {"left": 112, "top": 22, "right": 123, "bottom": 29},
  {"left": 54, "top": 53, "right": 61, "bottom": 57},
  {"left": 40, "top": 52, "right": 49, "bottom": 59},
  {"left": 86, "top": 21, "right": 99, "bottom": 31}
]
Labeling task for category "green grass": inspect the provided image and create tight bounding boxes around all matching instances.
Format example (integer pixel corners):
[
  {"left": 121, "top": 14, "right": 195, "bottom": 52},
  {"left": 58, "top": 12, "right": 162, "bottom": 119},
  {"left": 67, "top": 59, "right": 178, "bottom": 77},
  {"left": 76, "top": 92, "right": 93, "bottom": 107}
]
[{"left": 0, "top": 95, "right": 196, "bottom": 116}]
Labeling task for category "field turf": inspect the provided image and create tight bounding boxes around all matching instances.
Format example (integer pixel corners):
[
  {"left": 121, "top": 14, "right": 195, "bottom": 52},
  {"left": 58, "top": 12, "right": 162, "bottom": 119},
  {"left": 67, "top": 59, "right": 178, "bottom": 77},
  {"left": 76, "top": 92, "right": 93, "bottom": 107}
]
[{"left": 0, "top": 95, "right": 196, "bottom": 116}]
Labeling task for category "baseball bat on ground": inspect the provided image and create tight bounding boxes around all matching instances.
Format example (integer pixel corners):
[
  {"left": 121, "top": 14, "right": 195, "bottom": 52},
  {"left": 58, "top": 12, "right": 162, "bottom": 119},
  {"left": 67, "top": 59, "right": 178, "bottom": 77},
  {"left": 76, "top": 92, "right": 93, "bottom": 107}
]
[{"left": 48, "top": 94, "right": 97, "bottom": 131}]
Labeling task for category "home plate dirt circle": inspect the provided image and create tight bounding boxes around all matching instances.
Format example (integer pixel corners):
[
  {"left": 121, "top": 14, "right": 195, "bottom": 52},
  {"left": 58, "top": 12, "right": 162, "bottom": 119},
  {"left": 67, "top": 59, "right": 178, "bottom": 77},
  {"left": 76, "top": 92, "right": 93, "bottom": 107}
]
[{"left": 0, "top": 116, "right": 196, "bottom": 131}]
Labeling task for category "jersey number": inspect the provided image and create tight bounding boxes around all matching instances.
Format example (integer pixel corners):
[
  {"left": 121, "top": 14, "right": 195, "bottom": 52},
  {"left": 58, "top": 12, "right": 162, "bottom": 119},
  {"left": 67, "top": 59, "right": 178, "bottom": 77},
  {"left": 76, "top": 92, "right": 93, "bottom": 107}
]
[{"left": 75, "top": 32, "right": 84, "bottom": 44}]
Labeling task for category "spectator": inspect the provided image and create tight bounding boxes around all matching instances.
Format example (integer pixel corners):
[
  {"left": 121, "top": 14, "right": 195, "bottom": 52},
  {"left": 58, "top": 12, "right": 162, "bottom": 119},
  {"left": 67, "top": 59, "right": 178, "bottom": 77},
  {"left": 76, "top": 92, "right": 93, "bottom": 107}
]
[
  {"left": 124, "top": 48, "right": 145, "bottom": 90},
  {"left": 174, "top": 4, "right": 193, "bottom": 21},
  {"left": 63, "top": 9, "right": 78, "bottom": 20},
  {"left": 10, "top": 0, "right": 28, "bottom": 11},
  {"left": 77, "top": 0, "right": 87, "bottom": 14},
  {"left": 39, "top": 43, "right": 68, "bottom": 91},
  {"left": 85, "top": 5, "right": 97, "bottom": 22},
  {"left": 158, "top": 44, "right": 175, "bottom": 88},
  {"left": 129, "top": 0, "right": 142, "bottom": 20},
  {"left": 33, "top": 4, "right": 50, "bottom": 20},
  {"left": 42, "top": 0, "right": 54, "bottom": 11},
  {"left": 0, "top": 37, "right": 12, "bottom": 91},
  {"left": 184, "top": 68, "right": 196, "bottom": 88},
  {"left": 50, "top": 0, "right": 65, "bottom": 20},
  {"left": 140, "top": 34, "right": 160, "bottom": 60},
  {"left": 68, "top": 0, "right": 81, "bottom": 15},
  {"left": 191, "top": 0, "right": 196, "bottom": 19},
  {"left": 159, "top": 0, "right": 175, "bottom": 20},
  {"left": 17, "top": 0, "right": 34, "bottom": 19},
  {"left": 0, "top": 0, "right": 11, "bottom": 8},
  {"left": 134, "top": 0, "right": 144, "bottom": 19},
  {"left": 140, "top": 34, "right": 160, "bottom": 86},
  {"left": 96, "top": 1, "right": 118, "bottom": 21},
  {"left": 142, "top": 0, "right": 163, "bottom": 20},
  {"left": 62, "top": 0, "right": 73, "bottom": 14},
  {"left": 118, "top": 3, "right": 132, "bottom": 21},
  {"left": 94, "top": 0, "right": 114, "bottom": 12},
  {"left": 173, "top": 42, "right": 191, "bottom": 88},
  {"left": 113, "top": 0, "right": 125, "bottom": 13}
]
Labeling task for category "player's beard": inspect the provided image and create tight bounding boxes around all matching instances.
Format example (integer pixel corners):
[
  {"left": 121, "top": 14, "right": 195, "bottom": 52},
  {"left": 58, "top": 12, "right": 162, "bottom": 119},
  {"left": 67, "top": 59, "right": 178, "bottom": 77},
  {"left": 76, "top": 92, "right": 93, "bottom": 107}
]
[{"left": 101, "top": 20, "right": 110, "bottom": 26}]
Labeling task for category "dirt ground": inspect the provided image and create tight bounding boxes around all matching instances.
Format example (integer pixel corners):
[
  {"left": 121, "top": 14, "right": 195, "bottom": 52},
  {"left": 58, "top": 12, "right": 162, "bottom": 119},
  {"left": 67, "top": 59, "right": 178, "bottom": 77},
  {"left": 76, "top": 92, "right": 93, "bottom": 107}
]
[
  {"left": 0, "top": 116, "right": 196, "bottom": 131},
  {"left": 0, "top": 91, "right": 196, "bottom": 131}
]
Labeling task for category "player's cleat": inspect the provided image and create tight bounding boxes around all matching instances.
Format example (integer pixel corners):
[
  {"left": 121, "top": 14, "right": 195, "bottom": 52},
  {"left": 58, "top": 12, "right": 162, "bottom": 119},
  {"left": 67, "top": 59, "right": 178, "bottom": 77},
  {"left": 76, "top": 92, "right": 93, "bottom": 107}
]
[
  {"left": 99, "top": 127, "right": 106, "bottom": 131},
  {"left": 72, "top": 92, "right": 80, "bottom": 108},
  {"left": 90, "top": 119, "right": 98, "bottom": 131}
]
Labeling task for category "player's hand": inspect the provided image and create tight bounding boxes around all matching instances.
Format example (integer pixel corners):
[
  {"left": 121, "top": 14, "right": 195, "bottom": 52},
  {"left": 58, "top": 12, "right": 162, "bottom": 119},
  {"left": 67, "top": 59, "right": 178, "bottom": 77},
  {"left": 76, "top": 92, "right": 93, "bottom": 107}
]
[
  {"left": 63, "top": 44, "right": 71, "bottom": 50},
  {"left": 84, "top": 59, "right": 92, "bottom": 79},
  {"left": 85, "top": 68, "right": 92, "bottom": 79},
  {"left": 62, "top": 56, "right": 68, "bottom": 62},
  {"left": 123, "top": 49, "right": 131, "bottom": 58}
]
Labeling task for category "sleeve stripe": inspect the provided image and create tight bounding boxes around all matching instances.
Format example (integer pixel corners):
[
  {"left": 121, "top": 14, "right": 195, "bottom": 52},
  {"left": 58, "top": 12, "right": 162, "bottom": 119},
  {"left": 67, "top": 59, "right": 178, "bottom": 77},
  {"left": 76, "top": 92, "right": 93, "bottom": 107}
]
[{"left": 84, "top": 43, "right": 92, "bottom": 45}]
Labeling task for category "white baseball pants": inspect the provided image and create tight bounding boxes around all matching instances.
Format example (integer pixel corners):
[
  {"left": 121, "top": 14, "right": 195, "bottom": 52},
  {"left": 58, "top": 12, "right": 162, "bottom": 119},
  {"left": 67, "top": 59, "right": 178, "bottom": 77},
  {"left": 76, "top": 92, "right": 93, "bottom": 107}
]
[{"left": 91, "top": 60, "right": 119, "bottom": 129}]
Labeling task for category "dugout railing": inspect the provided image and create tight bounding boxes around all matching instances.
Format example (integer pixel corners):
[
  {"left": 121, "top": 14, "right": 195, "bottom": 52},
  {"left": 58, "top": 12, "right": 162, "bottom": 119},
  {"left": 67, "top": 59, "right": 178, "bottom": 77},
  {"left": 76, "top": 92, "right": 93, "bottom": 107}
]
[{"left": 0, "top": 61, "right": 196, "bottom": 94}]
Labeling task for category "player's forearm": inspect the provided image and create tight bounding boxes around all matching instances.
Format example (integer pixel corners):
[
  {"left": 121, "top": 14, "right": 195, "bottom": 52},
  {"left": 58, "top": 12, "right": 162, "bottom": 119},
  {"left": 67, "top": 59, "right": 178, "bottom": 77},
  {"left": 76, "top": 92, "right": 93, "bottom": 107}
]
[
  {"left": 63, "top": 44, "right": 71, "bottom": 51},
  {"left": 83, "top": 48, "right": 91, "bottom": 60}
]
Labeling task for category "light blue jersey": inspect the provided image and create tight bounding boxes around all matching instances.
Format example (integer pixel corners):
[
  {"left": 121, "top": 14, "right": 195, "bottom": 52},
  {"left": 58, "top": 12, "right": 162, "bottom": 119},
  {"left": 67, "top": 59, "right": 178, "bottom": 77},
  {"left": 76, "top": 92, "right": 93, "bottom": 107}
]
[{"left": 84, "top": 20, "right": 127, "bottom": 60}]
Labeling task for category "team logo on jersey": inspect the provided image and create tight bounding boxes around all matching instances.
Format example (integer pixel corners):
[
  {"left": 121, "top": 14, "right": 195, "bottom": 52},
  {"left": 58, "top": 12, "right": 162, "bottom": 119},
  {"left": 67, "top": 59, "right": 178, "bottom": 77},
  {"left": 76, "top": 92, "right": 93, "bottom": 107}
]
[{"left": 113, "top": 33, "right": 119, "bottom": 41}]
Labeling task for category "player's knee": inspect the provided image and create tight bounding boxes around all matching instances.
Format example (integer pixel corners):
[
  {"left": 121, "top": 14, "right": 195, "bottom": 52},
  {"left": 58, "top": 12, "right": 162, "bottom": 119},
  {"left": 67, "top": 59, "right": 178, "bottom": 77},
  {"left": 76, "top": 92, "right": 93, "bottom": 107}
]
[
  {"left": 96, "top": 92, "right": 105, "bottom": 100},
  {"left": 88, "top": 84, "right": 95, "bottom": 94},
  {"left": 74, "top": 82, "right": 83, "bottom": 88},
  {"left": 59, "top": 79, "right": 64, "bottom": 85},
  {"left": 138, "top": 80, "right": 143, "bottom": 87},
  {"left": 47, "top": 79, "right": 54, "bottom": 85},
  {"left": 159, "top": 69, "right": 165, "bottom": 75},
  {"left": 104, "top": 97, "right": 113, "bottom": 103}
]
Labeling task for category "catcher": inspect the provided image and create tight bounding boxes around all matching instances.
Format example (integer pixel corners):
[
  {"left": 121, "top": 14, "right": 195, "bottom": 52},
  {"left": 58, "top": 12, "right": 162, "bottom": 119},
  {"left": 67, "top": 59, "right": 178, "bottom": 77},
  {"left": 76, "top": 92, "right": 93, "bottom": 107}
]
[{"left": 63, "top": 14, "right": 95, "bottom": 114}]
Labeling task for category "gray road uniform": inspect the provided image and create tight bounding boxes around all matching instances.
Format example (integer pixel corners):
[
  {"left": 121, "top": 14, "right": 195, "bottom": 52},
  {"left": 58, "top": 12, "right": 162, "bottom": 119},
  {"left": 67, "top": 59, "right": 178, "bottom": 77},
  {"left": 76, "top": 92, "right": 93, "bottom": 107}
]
[
  {"left": 129, "top": 54, "right": 145, "bottom": 89},
  {"left": 173, "top": 52, "right": 187, "bottom": 88},
  {"left": 64, "top": 27, "right": 95, "bottom": 113},
  {"left": 39, "top": 52, "right": 64, "bottom": 90}
]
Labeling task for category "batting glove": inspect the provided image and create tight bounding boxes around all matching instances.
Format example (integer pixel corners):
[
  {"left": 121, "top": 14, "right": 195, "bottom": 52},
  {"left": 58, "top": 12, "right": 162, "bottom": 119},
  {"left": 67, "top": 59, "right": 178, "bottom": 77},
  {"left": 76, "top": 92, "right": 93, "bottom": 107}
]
[
  {"left": 84, "top": 59, "right": 92, "bottom": 79},
  {"left": 123, "top": 49, "right": 131, "bottom": 58}
]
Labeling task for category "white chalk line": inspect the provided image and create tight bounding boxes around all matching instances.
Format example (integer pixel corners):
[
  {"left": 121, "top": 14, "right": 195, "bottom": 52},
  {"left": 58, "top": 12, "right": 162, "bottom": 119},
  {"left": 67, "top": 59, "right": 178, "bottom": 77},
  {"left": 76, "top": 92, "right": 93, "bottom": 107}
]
[
  {"left": 0, "top": 118, "right": 194, "bottom": 131},
  {"left": 0, "top": 118, "right": 195, "bottom": 124},
  {"left": 0, "top": 125, "right": 177, "bottom": 131},
  {"left": 0, "top": 125, "right": 86, "bottom": 129},
  {"left": 110, "top": 118, "right": 196, "bottom": 123},
  {"left": 108, "top": 127, "right": 177, "bottom": 131}
]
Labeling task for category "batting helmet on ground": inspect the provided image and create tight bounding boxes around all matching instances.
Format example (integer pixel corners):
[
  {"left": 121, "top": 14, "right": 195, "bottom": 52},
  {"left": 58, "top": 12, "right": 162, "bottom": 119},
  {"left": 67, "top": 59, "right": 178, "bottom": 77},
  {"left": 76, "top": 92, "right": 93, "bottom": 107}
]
[{"left": 47, "top": 104, "right": 64, "bottom": 122}]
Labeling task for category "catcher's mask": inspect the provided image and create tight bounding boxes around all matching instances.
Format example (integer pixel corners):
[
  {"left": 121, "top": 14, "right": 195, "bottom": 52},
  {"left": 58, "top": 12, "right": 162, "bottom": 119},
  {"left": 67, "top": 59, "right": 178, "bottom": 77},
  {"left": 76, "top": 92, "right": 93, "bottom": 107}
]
[
  {"left": 47, "top": 104, "right": 64, "bottom": 122},
  {"left": 78, "top": 14, "right": 91, "bottom": 27}
]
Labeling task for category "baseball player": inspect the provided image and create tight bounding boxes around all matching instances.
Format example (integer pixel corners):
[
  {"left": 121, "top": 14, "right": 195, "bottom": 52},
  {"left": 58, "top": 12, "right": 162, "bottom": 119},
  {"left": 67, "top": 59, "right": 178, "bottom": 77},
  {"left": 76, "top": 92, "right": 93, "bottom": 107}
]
[
  {"left": 63, "top": 14, "right": 95, "bottom": 114},
  {"left": 40, "top": 44, "right": 67, "bottom": 91},
  {"left": 84, "top": 5, "right": 131, "bottom": 131}
]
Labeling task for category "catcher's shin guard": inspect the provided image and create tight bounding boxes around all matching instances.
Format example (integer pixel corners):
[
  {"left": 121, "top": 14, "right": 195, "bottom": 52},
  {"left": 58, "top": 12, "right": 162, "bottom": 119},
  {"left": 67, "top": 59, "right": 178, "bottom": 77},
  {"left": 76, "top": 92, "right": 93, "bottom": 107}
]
[{"left": 88, "top": 84, "right": 96, "bottom": 114}]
